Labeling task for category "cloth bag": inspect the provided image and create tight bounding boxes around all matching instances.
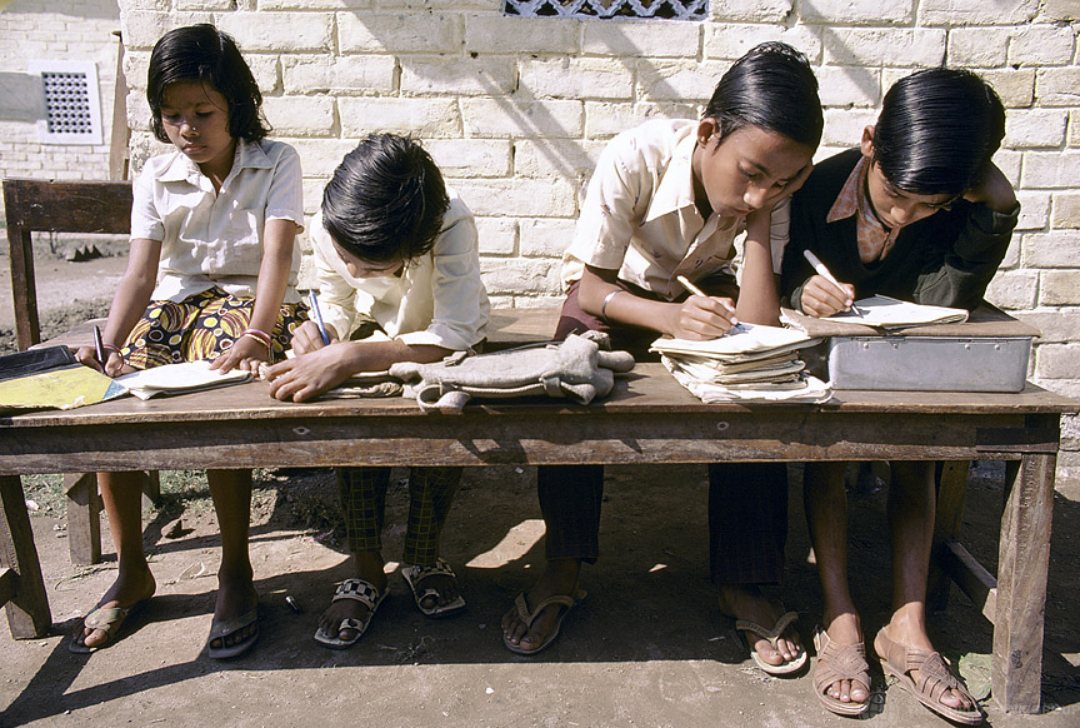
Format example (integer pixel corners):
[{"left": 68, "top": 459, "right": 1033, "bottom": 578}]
[{"left": 389, "top": 331, "right": 635, "bottom": 414}]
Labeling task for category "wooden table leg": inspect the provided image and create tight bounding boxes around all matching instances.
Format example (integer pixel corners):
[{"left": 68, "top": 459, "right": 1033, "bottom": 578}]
[
  {"left": 0, "top": 475, "right": 52, "bottom": 639},
  {"left": 992, "top": 450, "right": 1055, "bottom": 713},
  {"left": 928, "top": 460, "right": 969, "bottom": 612},
  {"left": 65, "top": 473, "right": 101, "bottom": 566}
]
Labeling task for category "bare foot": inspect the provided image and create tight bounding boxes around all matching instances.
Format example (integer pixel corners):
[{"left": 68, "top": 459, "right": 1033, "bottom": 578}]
[
  {"left": 207, "top": 564, "right": 259, "bottom": 654},
  {"left": 717, "top": 584, "right": 804, "bottom": 668},
  {"left": 317, "top": 552, "right": 387, "bottom": 645},
  {"left": 819, "top": 612, "right": 870, "bottom": 704},
  {"left": 72, "top": 566, "right": 156, "bottom": 651},
  {"left": 501, "top": 558, "right": 580, "bottom": 652}
]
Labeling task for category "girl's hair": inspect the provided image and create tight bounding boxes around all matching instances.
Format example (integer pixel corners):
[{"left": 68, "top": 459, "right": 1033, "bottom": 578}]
[
  {"left": 703, "top": 41, "right": 823, "bottom": 149},
  {"left": 873, "top": 68, "right": 1006, "bottom": 196},
  {"left": 147, "top": 23, "right": 269, "bottom": 144},
  {"left": 321, "top": 134, "right": 450, "bottom": 264}
]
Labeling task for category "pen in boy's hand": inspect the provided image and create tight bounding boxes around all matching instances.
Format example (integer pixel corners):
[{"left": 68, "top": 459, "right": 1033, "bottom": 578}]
[
  {"left": 307, "top": 290, "right": 331, "bottom": 345},
  {"left": 802, "top": 250, "right": 863, "bottom": 316},
  {"left": 676, "top": 275, "right": 744, "bottom": 331},
  {"left": 93, "top": 325, "right": 105, "bottom": 366}
]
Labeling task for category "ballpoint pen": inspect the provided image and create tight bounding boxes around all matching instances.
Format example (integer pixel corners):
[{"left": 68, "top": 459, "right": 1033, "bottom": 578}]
[
  {"left": 307, "top": 290, "right": 331, "bottom": 345},
  {"left": 803, "top": 250, "right": 863, "bottom": 316},
  {"left": 676, "top": 275, "right": 745, "bottom": 331},
  {"left": 93, "top": 325, "right": 105, "bottom": 366}
]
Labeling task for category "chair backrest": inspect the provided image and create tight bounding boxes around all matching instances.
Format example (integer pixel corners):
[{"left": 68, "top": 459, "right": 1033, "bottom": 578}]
[{"left": 3, "top": 179, "right": 132, "bottom": 350}]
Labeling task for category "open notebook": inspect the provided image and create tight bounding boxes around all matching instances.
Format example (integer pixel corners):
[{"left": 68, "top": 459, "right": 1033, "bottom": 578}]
[
  {"left": 823, "top": 295, "right": 968, "bottom": 330},
  {"left": 116, "top": 360, "right": 252, "bottom": 400}
]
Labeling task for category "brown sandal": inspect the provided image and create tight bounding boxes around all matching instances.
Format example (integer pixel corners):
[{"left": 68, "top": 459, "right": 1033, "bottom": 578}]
[
  {"left": 812, "top": 627, "right": 872, "bottom": 716},
  {"left": 874, "top": 625, "right": 984, "bottom": 725}
]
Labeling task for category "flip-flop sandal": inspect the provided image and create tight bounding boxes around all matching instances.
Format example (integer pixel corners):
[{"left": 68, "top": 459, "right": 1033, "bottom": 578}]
[
  {"left": 502, "top": 589, "right": 586, "bottom": 656},
  {"left": 734, "top": 610, "right": 809, "bottom": 675},
  {"left": 812, "top": 627, "right": 872, "bottom": 716},
  {"left": 400, "top": 559, "right": 466, "bottom": 618},
  {"left": 206, "top": 608, "right": 259, "bottom": 660},
  {"left": 68, "top": 602, "right": 145, "bottom": 654},
  {"left": 313, "top": 578, "right": 387, "bottom": 650},
  {"left": 874, "top": 626, "right": 984, "bottom": 725}
]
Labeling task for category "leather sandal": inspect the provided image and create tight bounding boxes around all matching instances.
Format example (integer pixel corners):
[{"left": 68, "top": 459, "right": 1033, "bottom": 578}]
[
  {"left": 735, "top": 610, "right": 808, "bottom": 675},
  {"left": 874, "top": 625, "right": 984, "bottom": 725},
  {"left": 812, "top": 627, "right": 872, "bottom": 716}
]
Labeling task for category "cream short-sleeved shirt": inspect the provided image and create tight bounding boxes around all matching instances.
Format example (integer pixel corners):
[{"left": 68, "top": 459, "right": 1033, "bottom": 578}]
[
  {"left": 308, "top": 187, "right": 489, "bottom": 352},
  {"left": 130, "top": 138, "right": 305, "bottom": 303},
  {"left": 562, "top": 118, "right": 790, "bottom": 300}
]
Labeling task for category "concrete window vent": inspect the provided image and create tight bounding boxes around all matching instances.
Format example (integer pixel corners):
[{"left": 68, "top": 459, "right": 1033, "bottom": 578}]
[
  {"left": 28, "top": 60, "right": 103, "bottom": 145},
  {"left": 503, "top": 0, "right": 708, "bottom": 21}
]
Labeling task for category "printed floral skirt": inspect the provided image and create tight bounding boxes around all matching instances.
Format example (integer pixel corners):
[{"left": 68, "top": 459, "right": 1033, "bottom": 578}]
[{"left": 121, "top": 288, "right": 309, "bottom": 370}]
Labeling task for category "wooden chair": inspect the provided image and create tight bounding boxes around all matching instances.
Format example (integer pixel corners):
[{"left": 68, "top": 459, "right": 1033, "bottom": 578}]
[{"left": 3, "top": 178, "right": 159, "bottom": 565}]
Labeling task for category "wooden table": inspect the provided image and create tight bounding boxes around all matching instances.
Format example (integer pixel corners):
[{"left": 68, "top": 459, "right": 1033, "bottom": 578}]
[{"left": 1, "top": 364, "right": 1075, "bottom": 713}]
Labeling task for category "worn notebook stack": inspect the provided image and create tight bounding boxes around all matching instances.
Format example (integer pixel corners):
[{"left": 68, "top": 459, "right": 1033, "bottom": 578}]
[{"left": 649, "top": 323, "right": 831, "bottom": 403}]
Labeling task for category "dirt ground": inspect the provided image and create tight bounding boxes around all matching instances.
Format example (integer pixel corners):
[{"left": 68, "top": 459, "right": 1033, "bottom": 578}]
[{"left": 2, "top": 250, "right": 1079, "bottom": 727}]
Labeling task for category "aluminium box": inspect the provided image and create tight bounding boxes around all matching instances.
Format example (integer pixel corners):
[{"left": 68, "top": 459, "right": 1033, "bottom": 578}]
[{"left": 782, "top": 305, "right": 1040, "bottom": 393}]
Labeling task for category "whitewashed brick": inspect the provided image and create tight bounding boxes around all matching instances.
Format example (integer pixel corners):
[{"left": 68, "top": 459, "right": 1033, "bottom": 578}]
[
  {"left": 639, "top": 60, "right": 730, "bottom": 104},
  {"left": 998, "top": 230, "right": 1022, "bottom": 268},
  {"left": 400, "top": 56, "right": 515, "bottom": 97},
  {"left": 244, "top": 55, "right": 280, "bottom": 96},
  {"left": 124, "top": 0, "right": 169, "bottom": 9},
  {"left": 979, "top": 68, "right": 1035, "bottom": 108},
  {"left": 1009, "top": 23, "right": 1077, "bottom": 66},
  {"left": 1042, "top": 0, "right": 1080, "bottom": 21},
  {"left": 1052, "top": 192, "right": 1080, "bottom": 228},
  {"left": 824, "top": 28, "right": 946, "bottom": 67},
  {"left": 1014, "top": 311, "right": 1080, "bottom": 342},
  {"left": 282, "top": 55, "right": 397, "bottom": 96},
  {"left": 519, "top": 217, "right": 576, "bottom": 258},
  {"left": 425, "top": 139, "right": 512, "bottom": 178},
  {"left": 816, "top": 66, "right": 881, "bottom": 108},
  {"left": 822, "top": 108, "right": 877, "bottom": 148},
  {"left": 514, "top": 139, "right": 600, "bottom": 180},
  {"left": 473, "top": 217, "right": 517, "bottom": 256},
  {"left": 381, "top": 0, "right": 489, "bottom": 8},
  {"left": 994, "top": 149, "right": 1023, "bottom": 186},
  {"left": 460, "top": 99, "right": 584, "bottom": 138},
  {"left": 453, "top": 179, "right": 577, "bottom": 218},
  {"left": 1022, "top": 151, "right": 1080, "bottom": 188},
  {"left": 480, "top": 258, "right": 561, "bottom": 296},
  {"left": 260, "top": 0, "right": 371, "bottom": 9},
  {"left": 120, "top": 11, "right": 211, "bottom": 49},
  {"left": 1072, "top": 111, "right": 1080, "bottom": 148},
  {"left": 338, "top": 12, "right": 462, "bottom": 55},
  {"left": 800, "top": 0, "right": 912, "bottom": 24},
  {"left": 1024, "top": 230, "right": 1080, "bottom": 267},
  {"left": 1042, "top": 271, "right": 1080, "bottom": 305},
  {"left": 712, "top": 0, "right": 792, "bottom": 22},
  {"left": 176, "top": 0, "right": 232, "bottom": 9},
  {"left": 302, "top": 179, "right": 325, "bottom": 216},
  {"left": 1036, "top": 68, "right": 1080, "bottom": 107},
  {"left": 1016, "top": 190, "right": 1050, "bottom": 230},
  {"left": 585, "top": 102, "right": 699, "bottom": 139},
  {"left": 919, "top": 0, "right": 1039, "bottom": 26},
  {"left": 520, "top": 58, "right": 633, "bottom": 101},
  {"left": 986, "top": 270, "right": 1039, "bottom": 309},
  {"left": 1036, "top": 344, "right": 1080, "bottom": 378},
  {"left": 1005, "top": 109, "right": 1068, "bottom": 149},
  {"left": 291, "top": 138, "right": 373, "bottom": 177},
  {"left": 465, "top": 16, "right": 580, "bottom": 55},
  {"left": 215, "top": 12, "right": 332, "bottom": 52},
  {"left": 704, "top": 23, "right": 821, "bottom": 62},
  {"left": 340, "top": 97, "right": 462, "bottom": 138},
  {"left": 262, "top": 96, "right": 335, "bottom": 137},
  {"left": 947, "top": 27, "right": 1011, "bottom": 67},
  {"left": 582, "top": 18, "right": 701, "bottom": 58}
]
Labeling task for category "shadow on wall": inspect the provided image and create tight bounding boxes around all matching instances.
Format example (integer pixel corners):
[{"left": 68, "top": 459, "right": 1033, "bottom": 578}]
[{"left": 0, "top": 72, "right": 45, "bottom": 122}]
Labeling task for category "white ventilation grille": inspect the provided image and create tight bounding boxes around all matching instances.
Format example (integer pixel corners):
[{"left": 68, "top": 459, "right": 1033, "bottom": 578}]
[
  {"left": 28, "top": 60, "right": 103, "bottom": 145},
  {"left": 503, "top": 0, "right": 708, "bottom": 20}
]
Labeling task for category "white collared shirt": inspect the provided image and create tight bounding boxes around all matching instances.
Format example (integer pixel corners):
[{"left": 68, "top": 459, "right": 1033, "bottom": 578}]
[
  {"left": 562, "top": 119, "right": 790, "bottom": 300},
  {"left": 308, "top": 187, "right": 489, "bottom": 351},
  {"left": 131, "top": 138, "right": 305, "bottom": 303}
]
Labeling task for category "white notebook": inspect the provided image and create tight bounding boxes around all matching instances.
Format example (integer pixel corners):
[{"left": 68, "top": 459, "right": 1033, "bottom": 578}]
[
  {"left": 116, "top": 360, "right": 252, "bottom": 400},
  {"left": 824, "top": 295, "right": 969, "bottom": 329}
]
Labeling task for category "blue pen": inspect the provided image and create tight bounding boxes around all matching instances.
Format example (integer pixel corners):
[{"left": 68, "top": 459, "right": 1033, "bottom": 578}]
[{"left": 308, "top": 290, "right": 330, "bottom": 345}]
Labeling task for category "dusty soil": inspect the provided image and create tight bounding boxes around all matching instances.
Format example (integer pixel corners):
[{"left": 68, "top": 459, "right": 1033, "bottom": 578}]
[{"left": 2, "top": 249, "right": 1079, "bottom": 727}]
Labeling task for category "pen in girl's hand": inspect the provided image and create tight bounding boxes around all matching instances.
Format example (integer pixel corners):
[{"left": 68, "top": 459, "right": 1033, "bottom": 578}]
[
  {"left": 676, "top": 275, "right": 745, "bottom": 331},
  {"left": 802, "top": 250, "right": 863, "bottom": 316},
  {"left": 308, "top": 291, "right": 331, "bottom": 345},
  {"left": 93, "top": 325, "right": 105, "bottom": 366}
]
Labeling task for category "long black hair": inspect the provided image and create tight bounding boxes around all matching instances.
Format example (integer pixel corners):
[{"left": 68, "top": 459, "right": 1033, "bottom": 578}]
[
  {"left": 322, "top": 134, "right": 450, "bottom": 264},
  {"left": 147, "top": 23, "right": 269, "bottom": 144},
  {"left": 704, "top": 41, "right": 823, "bottom": 149},
  {"left": 873, "top": 68, "right": 1006, "bottom": 195}
]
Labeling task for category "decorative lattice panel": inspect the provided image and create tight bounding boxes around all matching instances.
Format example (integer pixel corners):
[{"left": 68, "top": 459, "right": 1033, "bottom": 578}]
[
  {"left": 503, "top": 0, "right": 708, "bottom": 21},
  {"left": 28, "top": 60, "right": 103, "bottom": 145}
]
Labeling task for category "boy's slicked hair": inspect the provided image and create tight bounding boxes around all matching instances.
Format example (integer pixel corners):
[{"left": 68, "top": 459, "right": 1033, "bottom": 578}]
[
  {"left": 147, "top": 23, "right": 268, "bottom": 144},
  {"left": 873, "top": 68, "right": 1006, "bottom": 196},
  {"left": 704, "top": 41, "right": 823, "bottom": 150},
  {"left": 322, "top": 134, "right": 450, "bottom": 264}
]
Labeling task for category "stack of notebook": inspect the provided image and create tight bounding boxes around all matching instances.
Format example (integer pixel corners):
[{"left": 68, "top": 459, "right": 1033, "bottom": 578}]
[{"left": 649, "top": 323, "right": 831, "bottom": 403}]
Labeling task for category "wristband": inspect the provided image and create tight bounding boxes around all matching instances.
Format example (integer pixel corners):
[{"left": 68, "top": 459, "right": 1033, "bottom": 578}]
[
  {"left": 241, "top": 328, "right": 272, "bottom": 346},
  {"left": 600, "top": 289, "right": 624, "bottom": 322},
  {"left": 101, "top": 343, "right": 122, "bottom": 355},
  {"left": 240, "top": 332, "right": 271, "bottom": 349}
]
